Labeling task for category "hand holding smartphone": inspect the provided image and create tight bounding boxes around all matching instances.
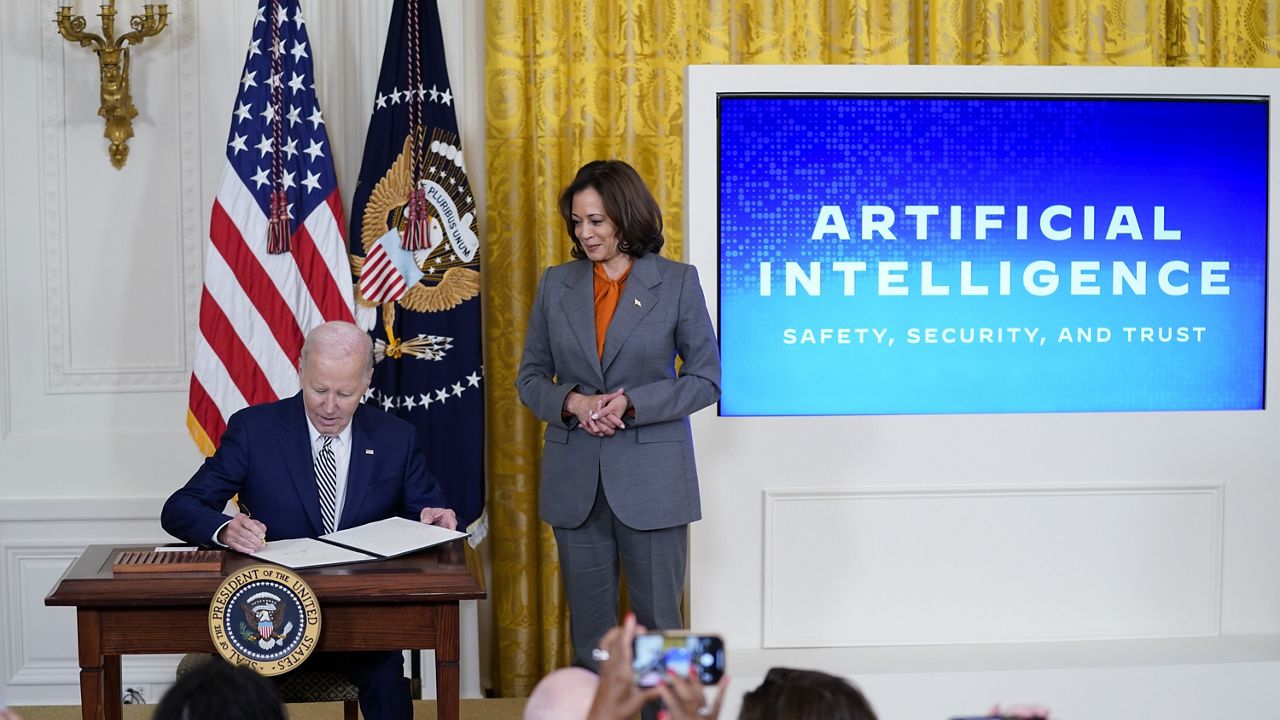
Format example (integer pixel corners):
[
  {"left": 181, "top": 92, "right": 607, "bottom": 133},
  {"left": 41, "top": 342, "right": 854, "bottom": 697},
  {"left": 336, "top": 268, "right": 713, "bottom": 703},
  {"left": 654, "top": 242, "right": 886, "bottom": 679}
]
[{"left": 631, "top": 631, "right": 725, "bottom": 687}]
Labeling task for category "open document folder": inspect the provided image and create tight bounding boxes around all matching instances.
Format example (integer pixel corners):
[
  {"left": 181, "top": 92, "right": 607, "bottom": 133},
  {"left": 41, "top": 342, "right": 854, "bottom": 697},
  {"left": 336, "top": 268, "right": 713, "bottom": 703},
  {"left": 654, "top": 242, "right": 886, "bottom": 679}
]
[{"left": 251, "top": 516, "right": 468, "bottom": 569}]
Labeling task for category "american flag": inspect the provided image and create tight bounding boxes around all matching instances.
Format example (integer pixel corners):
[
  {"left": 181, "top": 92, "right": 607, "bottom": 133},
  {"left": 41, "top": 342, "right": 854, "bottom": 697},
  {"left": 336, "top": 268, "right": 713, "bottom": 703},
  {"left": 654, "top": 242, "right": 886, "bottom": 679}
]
[{"left": 187, "top": 0, "right": 354, "bottom": 454}]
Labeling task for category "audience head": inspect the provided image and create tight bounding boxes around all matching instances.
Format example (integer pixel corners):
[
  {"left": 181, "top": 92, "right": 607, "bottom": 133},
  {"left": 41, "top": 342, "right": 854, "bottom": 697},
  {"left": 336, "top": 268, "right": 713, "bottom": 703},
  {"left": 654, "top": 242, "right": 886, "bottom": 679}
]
[
  {"left": 154, "top": 659, "right": 285, "bottom": 720},
  {"left": 523, "top": 667, "right": 599, "bottom": 720},
  {"left": 738, "top": 667, "right": 878, "bottom": 720}
]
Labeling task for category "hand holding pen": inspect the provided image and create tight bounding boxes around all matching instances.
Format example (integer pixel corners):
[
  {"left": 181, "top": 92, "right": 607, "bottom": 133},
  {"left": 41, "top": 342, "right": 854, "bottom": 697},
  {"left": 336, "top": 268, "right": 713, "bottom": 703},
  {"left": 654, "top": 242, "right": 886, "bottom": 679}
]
[{"left": 217, "top": 501, "right": 268, "bottom": 554}]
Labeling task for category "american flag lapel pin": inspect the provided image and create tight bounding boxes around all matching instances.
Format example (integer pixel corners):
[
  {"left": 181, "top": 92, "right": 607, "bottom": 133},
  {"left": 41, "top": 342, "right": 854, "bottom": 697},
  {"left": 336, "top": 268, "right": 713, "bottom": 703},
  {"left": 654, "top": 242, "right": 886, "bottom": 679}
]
[{"left": 365, "top": 449, "right": 375, "bottom": 455}]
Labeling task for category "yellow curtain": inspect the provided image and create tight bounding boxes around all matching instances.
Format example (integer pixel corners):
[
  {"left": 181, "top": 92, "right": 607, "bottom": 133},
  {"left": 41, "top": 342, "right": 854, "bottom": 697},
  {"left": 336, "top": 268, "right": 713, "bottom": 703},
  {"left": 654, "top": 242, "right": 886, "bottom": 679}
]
[
  {"left": 483, "top": 0, "right": 1279, "bottom": 697},
  {"left": 925, "top": 0, "right": 1280, "bottom": 65}
]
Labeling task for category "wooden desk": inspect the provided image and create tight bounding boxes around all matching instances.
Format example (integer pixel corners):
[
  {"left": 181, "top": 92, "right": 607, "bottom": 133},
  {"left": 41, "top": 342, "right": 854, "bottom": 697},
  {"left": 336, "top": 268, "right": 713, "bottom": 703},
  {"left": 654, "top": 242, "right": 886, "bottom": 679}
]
[{"left": 45, "top": 543, "right": 485, "bottom": 720}]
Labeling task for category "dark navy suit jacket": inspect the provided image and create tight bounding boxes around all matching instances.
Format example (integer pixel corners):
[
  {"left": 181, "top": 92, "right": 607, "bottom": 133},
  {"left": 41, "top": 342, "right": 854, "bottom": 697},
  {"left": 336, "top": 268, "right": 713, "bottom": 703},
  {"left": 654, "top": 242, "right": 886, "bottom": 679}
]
[{"left": 162, "top": 393, "right": 450, "bottom": 545}]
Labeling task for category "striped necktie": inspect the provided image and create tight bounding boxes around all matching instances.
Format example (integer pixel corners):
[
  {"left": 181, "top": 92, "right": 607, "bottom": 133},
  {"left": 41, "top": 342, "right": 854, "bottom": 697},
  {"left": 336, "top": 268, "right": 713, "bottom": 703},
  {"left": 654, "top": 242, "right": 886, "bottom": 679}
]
[{"left": 316, "top": 435, "right": 338, "bottom": 534}]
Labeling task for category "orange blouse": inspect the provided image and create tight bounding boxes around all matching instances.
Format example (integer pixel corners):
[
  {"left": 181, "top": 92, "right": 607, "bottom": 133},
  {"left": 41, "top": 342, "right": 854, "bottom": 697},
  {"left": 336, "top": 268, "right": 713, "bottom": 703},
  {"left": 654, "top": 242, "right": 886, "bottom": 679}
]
[{"left": 592, "top": 261, "right": 631, "bottom": 359}]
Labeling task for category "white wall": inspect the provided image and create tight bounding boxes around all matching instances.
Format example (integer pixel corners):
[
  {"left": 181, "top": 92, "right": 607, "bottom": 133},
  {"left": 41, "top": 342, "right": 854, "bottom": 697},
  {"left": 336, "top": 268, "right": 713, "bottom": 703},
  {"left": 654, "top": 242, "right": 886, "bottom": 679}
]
[
  {"left": 0, "top": 0, "right": 486, "bottom": 705},
  {"left": 686, "top": 65, "right": 1280, "bottom": 719}
]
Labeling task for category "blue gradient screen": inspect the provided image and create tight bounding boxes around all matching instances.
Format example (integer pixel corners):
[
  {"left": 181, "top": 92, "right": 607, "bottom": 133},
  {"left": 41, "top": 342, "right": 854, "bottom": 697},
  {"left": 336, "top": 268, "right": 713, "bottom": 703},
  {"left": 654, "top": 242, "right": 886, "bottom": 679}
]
[{"left": 718, "top": 95, "right": 1268, "bottom": 415}]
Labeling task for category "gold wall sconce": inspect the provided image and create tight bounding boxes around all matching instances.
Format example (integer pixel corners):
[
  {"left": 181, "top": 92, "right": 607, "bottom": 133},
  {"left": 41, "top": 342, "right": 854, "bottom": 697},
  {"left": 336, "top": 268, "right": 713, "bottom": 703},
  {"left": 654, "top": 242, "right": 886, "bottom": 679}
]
[{"left": 54, "top": 0, "right": 169, "bottom": 170}]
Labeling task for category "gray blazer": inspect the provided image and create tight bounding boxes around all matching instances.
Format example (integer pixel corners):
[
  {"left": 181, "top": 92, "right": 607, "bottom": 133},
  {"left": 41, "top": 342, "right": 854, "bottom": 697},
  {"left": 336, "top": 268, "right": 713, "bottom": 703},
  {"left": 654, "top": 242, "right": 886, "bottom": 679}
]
[{"left": 517, "top": 253, "right": 721, "bottom": 531}]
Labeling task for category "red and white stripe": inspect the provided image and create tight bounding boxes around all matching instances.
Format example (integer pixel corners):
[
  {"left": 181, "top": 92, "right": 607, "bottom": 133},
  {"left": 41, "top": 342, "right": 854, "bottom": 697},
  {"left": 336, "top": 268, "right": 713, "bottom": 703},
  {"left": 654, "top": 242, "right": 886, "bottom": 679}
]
[
  {"left": 358, "top": 238, "right": 411, "bottom": 304},
  {"left": 187, "top": 160, "right": 355, "bottom": 455}
]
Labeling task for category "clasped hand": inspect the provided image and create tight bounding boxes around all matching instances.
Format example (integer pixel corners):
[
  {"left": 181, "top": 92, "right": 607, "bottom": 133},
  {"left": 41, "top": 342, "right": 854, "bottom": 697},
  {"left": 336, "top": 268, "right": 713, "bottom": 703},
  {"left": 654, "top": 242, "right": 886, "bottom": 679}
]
[{"left": 566, "top": 388, "right": 629, "bottom": 437}]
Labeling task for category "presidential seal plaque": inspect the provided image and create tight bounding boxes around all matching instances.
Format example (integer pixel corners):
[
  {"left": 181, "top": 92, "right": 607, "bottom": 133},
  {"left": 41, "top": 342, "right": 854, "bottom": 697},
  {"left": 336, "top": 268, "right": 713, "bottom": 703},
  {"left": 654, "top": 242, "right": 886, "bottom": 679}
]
[{"left": 208, "top": 564, "right": 321, "bottom": 676}]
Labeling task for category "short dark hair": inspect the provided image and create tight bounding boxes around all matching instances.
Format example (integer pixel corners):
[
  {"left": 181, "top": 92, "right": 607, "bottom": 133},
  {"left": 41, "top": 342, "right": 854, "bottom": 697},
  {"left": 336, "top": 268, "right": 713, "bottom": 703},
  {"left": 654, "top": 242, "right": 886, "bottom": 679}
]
[
  {"left": 558, "top": 160, "right": 665, "bottom": 259},
  {"left": 739, "top": 667, "right": 878, "bottom": 720},
  {"left": 154, "top": 659, "right": 286, "bottom": 720}
]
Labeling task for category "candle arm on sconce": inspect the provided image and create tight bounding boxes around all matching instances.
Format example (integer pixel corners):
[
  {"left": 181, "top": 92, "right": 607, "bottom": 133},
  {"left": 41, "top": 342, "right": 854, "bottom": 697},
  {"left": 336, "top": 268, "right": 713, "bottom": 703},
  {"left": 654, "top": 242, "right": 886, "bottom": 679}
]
[{"left": 54, "top": 1, "right": 169, "bottom": 170}]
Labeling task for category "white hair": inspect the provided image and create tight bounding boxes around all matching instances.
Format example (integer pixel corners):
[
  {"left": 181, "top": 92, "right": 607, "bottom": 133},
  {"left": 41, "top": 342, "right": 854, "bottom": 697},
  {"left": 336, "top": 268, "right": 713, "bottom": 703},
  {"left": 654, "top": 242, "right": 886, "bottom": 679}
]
[{"left": 299, "top": 321, "right": 374, "bottom": 374}]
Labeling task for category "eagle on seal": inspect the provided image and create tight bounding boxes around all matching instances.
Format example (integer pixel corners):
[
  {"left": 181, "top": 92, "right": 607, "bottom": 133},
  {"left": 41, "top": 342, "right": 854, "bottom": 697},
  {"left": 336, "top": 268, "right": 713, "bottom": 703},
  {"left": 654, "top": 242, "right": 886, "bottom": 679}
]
[{"left": 240, "top": 598, "right": 287, "bottom": 641}]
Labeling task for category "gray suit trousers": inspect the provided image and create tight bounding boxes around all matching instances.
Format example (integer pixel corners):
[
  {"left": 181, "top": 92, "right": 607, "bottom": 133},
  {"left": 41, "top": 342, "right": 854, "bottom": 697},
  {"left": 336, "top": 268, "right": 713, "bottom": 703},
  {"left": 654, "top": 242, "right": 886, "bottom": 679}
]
[{"left": 554, "top": 480, "right": 688, "bottom": 670}]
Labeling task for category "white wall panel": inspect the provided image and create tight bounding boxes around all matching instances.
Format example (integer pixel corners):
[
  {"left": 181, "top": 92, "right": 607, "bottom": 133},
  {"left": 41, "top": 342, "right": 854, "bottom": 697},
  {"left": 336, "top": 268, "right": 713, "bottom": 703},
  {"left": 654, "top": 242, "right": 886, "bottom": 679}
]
[
  {"left": 0, "top": 0, "right": 42, "bottom": 440},
  {"left": 0, "top": 498, "right": 173, "bottom": 705},
  {"left": 5, "top": 547, "right": 81, "bottom": 686},
  {"left": 0, "top": 0, "right": 12, "bottom": 438},
  {"left": 39, "top": 0, "right": 197, "bottom": 392},
  {"left": 763, "top": 484, "right": 1223, "bottom": 647}
]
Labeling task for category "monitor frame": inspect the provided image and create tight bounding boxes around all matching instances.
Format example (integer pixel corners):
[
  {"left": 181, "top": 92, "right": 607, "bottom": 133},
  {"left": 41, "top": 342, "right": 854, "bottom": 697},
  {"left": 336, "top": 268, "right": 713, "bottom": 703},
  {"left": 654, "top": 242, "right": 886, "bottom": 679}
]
[{"left": 703, "top": 76, "right": 1270, "bottom": 418}]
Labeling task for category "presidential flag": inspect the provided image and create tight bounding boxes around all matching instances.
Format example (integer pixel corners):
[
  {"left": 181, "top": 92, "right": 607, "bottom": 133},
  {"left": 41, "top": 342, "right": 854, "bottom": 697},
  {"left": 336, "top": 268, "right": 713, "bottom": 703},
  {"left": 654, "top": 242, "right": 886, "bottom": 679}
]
[
  {"left": 187, "top": 0, "right": 354, "bottom": 454},
  {"left": 350, "top": 0, "right": 484, "bottom": 535}
]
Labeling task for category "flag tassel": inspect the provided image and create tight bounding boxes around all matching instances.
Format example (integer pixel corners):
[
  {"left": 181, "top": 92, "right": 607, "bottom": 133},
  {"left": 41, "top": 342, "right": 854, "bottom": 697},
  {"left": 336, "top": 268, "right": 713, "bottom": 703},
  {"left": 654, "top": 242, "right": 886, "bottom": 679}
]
[
  {"left": 267, "top": 189, "right": 290, "bottom": 254},
  {"left": 402, "top": 186, "right": 431, "bottom": 251}
]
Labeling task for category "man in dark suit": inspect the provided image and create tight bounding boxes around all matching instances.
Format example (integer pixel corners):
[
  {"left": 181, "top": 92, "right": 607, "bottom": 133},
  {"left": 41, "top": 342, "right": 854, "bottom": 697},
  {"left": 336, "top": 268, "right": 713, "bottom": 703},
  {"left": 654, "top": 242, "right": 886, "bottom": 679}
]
[{"left": 162, "top": 320, "right": 456, "bottom": 720}]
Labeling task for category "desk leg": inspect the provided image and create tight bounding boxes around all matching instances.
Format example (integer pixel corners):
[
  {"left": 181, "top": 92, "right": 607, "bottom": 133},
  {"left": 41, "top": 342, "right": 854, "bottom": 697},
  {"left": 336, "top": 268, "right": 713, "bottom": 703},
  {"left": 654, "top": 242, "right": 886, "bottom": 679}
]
[
  {"left": 76, "top": 609, "right": 105, "bottom": 720},
  {"left": 104, "top": 655, "right": 123, "bottom": 720},
  {"left": 433, "top": 604, "right": 461, "bottom": 720}
]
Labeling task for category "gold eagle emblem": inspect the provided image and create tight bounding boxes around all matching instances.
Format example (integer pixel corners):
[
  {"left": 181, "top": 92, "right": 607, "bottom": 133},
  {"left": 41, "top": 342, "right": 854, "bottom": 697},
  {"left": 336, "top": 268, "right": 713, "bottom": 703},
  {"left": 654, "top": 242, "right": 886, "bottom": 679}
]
[{"left": 353, "top": 128, "right": 481, "bottom": 315}]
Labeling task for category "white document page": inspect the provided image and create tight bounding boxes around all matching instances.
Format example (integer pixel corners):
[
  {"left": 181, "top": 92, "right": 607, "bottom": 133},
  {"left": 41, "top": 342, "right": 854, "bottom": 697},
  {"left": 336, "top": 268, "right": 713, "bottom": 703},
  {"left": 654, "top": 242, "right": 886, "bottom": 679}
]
[
  {"left": 252, "top": 537, "right": 377, "bottom": 569},
  {"left": 320, "top": 516, "right": 467, "bottom": 558}
]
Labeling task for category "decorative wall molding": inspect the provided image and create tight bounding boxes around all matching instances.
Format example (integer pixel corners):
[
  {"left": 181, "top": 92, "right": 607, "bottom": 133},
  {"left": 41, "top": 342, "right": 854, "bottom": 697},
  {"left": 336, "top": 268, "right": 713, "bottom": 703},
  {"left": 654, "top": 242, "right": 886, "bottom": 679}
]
[
  {"left": 0, "top": 496, "right": 168, "bottom": 523},
  {"left": 37, "top": 0, "right": 62, "bottom": 392},
  {"left": 0, "top": 497, "right": 174, "bottom": 701},
  {"left": 4, "top": 545, "right": 84, "bottom": 686},
  {"left": 762, "top": 483, "right": 1225, "bottom": 648},
  {"left": 0, "top": 2, "right": 11, "bottom": 438},
  {"left": 3, "top": 544, "right": 182, "bottom": 692},
  {"left": 39, "top": 0, "right": 198, "bottom": 393},
  {"left": 176, "top": 0, "right": 201, "bottom": 390}
]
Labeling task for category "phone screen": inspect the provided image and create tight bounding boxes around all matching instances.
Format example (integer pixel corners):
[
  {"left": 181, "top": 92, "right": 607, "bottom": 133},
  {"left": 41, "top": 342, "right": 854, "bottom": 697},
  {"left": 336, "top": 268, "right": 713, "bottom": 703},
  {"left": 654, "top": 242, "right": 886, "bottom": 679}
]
[{"left": 632, "top": 633, "right": 725, "bottom": 687}]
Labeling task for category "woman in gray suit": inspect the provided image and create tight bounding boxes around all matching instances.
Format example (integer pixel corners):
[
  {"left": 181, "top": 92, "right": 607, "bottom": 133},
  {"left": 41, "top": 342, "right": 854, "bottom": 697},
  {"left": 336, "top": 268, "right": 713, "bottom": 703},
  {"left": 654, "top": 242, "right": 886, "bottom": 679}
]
[{"left": 517, "top": 160, "right": 721, "bottom": 669}]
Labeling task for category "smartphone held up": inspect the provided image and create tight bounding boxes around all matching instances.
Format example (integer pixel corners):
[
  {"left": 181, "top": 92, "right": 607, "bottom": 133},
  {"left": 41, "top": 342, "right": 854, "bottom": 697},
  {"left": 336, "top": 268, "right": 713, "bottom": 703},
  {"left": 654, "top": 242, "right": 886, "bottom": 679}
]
[{"left": 632, "top": 631, "right": 725, "bottom": 687}]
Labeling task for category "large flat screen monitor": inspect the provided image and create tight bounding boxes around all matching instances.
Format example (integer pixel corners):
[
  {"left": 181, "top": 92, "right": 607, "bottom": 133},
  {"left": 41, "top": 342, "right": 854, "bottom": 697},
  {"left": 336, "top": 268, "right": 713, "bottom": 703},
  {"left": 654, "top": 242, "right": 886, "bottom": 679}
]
[{"left": 707, "top": 72, "right": 1270, "bottom": 416}]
